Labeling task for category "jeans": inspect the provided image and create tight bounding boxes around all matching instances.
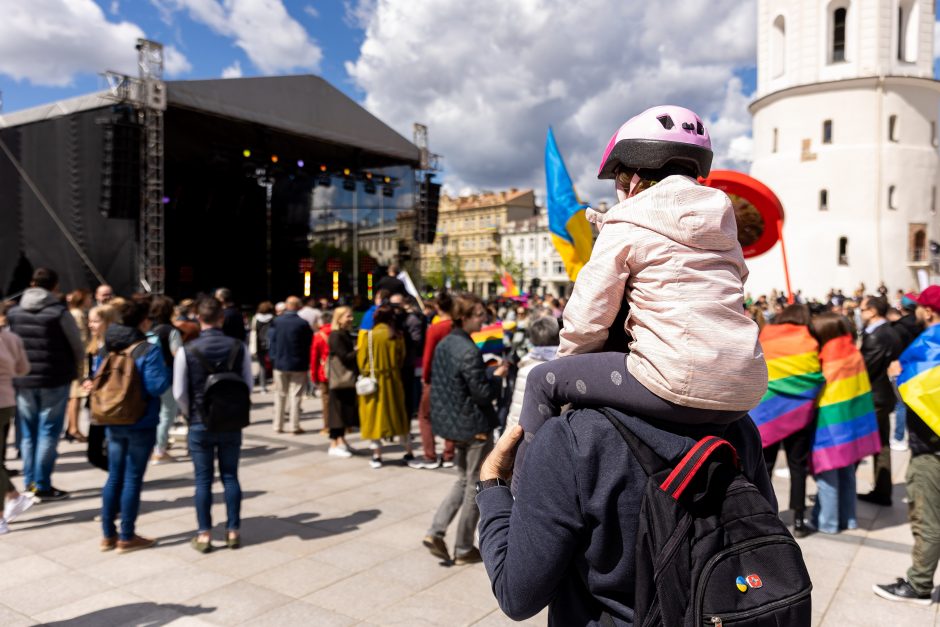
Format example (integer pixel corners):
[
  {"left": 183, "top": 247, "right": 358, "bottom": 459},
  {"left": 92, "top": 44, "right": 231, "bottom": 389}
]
[
  {"left": 428, "top": 434, "right": 493, "bottom": 556},
  {"left": 16, "top": 385, "right": 69, "bottom": 491},
  {"left": 154, "top": 387, "right": 178, "bottom": 454},
  {"left": 188, "top": 423, "right": 242, "bottom": 532},
  {"left": 102, "top": 427, "right": 156, "bottom": 540},
  {"left": 894, "top": 401, "right": 907, "bottom": 442},
  {"left": 811, "top": 466, "right": 857, "bottom": 534}
]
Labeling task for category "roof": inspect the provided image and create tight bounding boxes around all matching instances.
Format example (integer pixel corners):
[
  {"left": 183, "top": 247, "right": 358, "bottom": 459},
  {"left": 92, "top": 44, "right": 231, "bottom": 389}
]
[
  {"left": 0, "top": 75, "right": 420, "bottom": 165},
  {"left": 442, "top": 188, "right": 534, "bottom": 210}
]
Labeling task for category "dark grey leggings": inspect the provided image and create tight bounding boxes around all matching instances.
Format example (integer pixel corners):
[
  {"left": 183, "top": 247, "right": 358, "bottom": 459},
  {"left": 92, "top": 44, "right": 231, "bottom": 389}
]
[{"left": 513, "top": 352, "right": 746, "bottom": 486}]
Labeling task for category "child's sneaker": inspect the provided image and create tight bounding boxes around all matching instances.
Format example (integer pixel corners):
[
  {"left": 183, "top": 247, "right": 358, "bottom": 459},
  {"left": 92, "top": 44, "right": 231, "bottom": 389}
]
[{"left": 3, "top": 494, "right": 34, "bottom": 523}]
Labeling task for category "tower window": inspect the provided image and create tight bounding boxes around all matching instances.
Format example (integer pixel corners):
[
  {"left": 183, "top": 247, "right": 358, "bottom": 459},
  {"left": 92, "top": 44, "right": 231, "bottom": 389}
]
[
  {"left": 819, "top": 189, "right": 829, "bottom": 210},
  {"left": 933, "top": 187, "right": 937, "bottom": 214},
  {"left": 898, "top": 0, "right": 919, "bottom": 63},
  {"left": 771, "top": 15, "right": 786, "bottom": 78},
  {"left": 888, "top": 185, "right": 897, "bottom": 210},
  {"left": 772, "top": 128, "right": 779, "bottom": 153},
  {"left": 911, "top": 226, "right": 928, "bottom": 262},
  {"left": 832, "top": 7, "right": 847, "bottom": 63},
  {"left": 838, "top": 236, "right": 848, "bottom": 265},
  {"left": 932, "top": 121, "right": 937, "bottom": 147},
  {"left": 822, "top": 119, "right": 833, "bottom": 144},
  {"left": 889, "top": 115, "right": 898, "bottom": 141}
]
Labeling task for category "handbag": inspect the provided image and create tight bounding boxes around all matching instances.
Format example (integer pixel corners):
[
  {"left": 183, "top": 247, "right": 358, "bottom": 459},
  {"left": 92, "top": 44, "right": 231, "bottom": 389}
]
[
  {"left": 355, "top": 330, "right": 378, "bottom": 396},
  {"left": 328, "top": 353, "right": 356, "bottom": 389}
]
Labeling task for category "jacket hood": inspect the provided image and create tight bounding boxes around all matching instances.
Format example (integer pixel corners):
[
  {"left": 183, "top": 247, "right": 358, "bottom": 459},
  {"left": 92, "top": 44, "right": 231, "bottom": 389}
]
[
  {"left": 255, "top": 313, "right": 273, "bottom": 323},
  {"left": 598, "top": 175, "right": 740, "bottom": 252},
  {"left": 105, "top": 324, "right": 146, "bottom": 352},
  {"left": 19, "top": 288, "right": 62, "bottom": 312}
]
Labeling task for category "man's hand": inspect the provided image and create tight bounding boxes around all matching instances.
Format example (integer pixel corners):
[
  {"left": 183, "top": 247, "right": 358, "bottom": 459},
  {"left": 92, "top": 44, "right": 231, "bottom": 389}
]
[
  {"left": 480, "top": 425, "right": 524, "bottom": 482},
  {"left": 887, "top": 360, "right": 901, "bottom": 378},
  {"left": 492, "top": 359, "right": 509, "bottom": 378}
]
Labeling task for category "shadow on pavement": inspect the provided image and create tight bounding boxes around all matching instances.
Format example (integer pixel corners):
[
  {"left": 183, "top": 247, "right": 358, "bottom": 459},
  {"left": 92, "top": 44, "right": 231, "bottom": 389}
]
[{"left": 37, "top": 602, "right": 215, "bottom": 626}]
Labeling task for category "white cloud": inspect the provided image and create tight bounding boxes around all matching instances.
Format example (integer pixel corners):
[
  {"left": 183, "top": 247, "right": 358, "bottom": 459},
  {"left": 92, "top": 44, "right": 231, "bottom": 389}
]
[
  {"left": 163, "top": 45, "right": 192, "bottom": 76},
  {"left": 109, "top": 0, "right": 119, "bottom": 14},
  {"left": 0, "top": 0, "right": 192, "bottom": 87},
  {"left": 346, "top": 0, "right": 757, "bottom": 205},
  {"left": 158, "top": 0, "right": 322, "bottom": 74},
  {"left": 221, "top": 60, "right": 242, "bottom": 78},
  {"left": 303, "top": 4, "right": 318, "bottom": 19}
]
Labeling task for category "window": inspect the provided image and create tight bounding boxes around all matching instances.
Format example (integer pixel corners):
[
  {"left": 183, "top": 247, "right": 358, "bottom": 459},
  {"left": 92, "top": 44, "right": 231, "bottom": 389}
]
[
  {"left": 832, "top": 7, "right": 847, "bottom": 63},
  {"left": 911, "top": 226, "right": 928, "bottom": 262},
  {"left": 888, "top": 185, "right": 897, "bottom": 210},
  {"left": 898, "top": 0, "right": 919, "bottom": 63},
  {"left": 822, "top": 119, "right": 832, "bottom": 144},
  {"left": 819, "top": 189, "right": 829, "bottom": 210},
  {"left": 932, "top": 121, "right": 937, "bottom": 147},
  {"left": 771, "top": 15, "right": 786, "bottom": 78},
  {"left": 933, "top": 187, "right": 937, "bottom": 215},
  {"left": 838, "top": 236, "right": 848, "bottom": 265},
  {"left": 889, "top": 115, "right": 898, "bottom": 141},
  {"left": 772, "top": 128, "right": 779, "bottom": 153}
]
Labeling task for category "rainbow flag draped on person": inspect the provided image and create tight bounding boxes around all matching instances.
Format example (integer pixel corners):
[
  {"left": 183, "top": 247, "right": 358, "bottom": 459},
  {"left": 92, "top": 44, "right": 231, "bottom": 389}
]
[
  {"left": 897, "top": 323, "right": 940, "bottom": 436},
  {"left": 545, "top": 127, "right": 593, "bottom": 281},
  {"left": 472, "top": 322, "right": 505, "bottom": 354},
  {"left": 811, "top": 335, "right": 881, "bottom": 473},
  {"left": 751, "top": 324, "right": 826, "bottom": 447}
]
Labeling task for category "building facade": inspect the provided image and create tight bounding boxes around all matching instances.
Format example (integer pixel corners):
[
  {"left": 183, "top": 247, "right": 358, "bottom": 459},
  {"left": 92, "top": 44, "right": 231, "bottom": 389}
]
[
  {"left": 416, "top": 189, "right": 536, "bottom": 296},
  {"left": 747, "top": 0, "right": 940, "bottom": 298},
  {"left": 501, "top": 209, "right": 571, "bottom": 297}
]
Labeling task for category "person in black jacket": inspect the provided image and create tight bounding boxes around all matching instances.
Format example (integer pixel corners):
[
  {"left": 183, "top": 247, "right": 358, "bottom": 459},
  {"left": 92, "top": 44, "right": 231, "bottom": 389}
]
[
  {"left": 7, "top": 268, "right": 83, "bottom": 501},
  {"left": 424, "top": 292, "right": 508, "bottom": 565},
  {"left": 326, "top": 307, "right": 358, "bottom": 457},
  {"left": 375, "top": 264, "right": 406, "bottom": 297},
  {"left": 215, "top": 287, "right": 246, "bottom": 343},
  {"left": 858, "top": 295, "right": 904, "bottom": 506},
  {"left": 268, "top": 296, "right": 313, "bottom": 434}
]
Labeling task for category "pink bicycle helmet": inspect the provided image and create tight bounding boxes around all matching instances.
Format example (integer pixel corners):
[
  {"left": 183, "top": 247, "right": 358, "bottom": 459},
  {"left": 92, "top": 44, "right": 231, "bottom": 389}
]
[{"left": 597, "top": 105, "right": 713, "bottom": 180}]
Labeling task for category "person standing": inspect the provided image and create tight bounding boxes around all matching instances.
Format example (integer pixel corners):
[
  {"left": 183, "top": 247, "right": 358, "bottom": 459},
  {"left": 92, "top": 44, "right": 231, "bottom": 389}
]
[
  {"left": 0, "top": 303, "right": 33, "bottom": 533},
  {"left": 65, "top": 289, "right": 91, "bottom": 443},
  {"left": 424, "top": 293, "right": 508, "bottom": 564},
  {"left": 326, "top": 307, "right": 358, "bottom": 457},
  {"left": 215, "top": 288, "right": 246, "bottom": 343},
  {"left": 94, "top": 284, "right": 114, "bottom": 307},
  {"left": 375, "top": 264, "right": 406, "bottom": 296},
  {"left": 505, "top": 315, "right": 560, "bottom": 431},
  {"left": 409, "top": 292, "right": 456, "bottom": 469},
  {"left": 269, "top": 296, "right": 312, "bottom": 434},
  {"left": 875, "top": 286, "right": 940, "bottom": 604},
  {"left": 250, "top": 302, "right": 274, "bottom": 393},
  {"left": 310, "top": 317, "right": 332, "bottom": 431},
  {"left": 94, "top": 298, "right": 170, "bottom": 552},
  {"left": 7, "top": 268, "right": 83, "bottom": 501},
  {"left": 858, "top": 294, "right": 904, "bottom": 506},
  {"left": 84, "top": 304, "right": 119, "bottom": 471},
  {"left": 173, "top": 297, "right": 252, "bottom": 552},
  {"left": 173, "top": 299, "right": 200, "bottom": 344},
  {"left": 358, "top": 304, "right": 412, "bottom": 467},
  {"left": 148, "top": 296, "right": 182, "bottom": 465}
]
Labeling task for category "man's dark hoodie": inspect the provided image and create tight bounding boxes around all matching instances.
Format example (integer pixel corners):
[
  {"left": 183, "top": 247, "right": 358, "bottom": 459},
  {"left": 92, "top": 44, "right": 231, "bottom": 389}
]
[{"left": 7, "top": 287, "right": 83, "bottom": 388}]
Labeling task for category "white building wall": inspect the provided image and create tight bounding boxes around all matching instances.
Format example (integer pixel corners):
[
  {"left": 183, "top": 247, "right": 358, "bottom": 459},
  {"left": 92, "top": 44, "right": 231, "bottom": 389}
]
[{"left": 748, "top": 0, "right": 940, "bottom": 299}]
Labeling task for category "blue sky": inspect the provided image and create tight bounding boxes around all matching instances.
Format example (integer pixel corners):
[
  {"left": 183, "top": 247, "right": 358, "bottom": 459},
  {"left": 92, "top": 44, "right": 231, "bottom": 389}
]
[{"left": 0, "top": 1, "right": 368, "bottom": 113}]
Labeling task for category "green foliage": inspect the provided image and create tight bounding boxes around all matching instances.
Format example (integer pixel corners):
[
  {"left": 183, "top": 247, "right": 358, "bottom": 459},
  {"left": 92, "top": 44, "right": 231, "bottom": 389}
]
[{"left": 422, "top": 252, "right": 466, "bottom": 291}]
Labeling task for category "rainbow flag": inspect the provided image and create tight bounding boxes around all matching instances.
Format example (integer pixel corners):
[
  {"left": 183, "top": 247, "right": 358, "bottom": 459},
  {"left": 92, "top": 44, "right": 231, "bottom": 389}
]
[
  {"left": 811, "top": 335, "right": 881, "bottom": 474},
  {"left": 897, "top": 324, "right": 940, "bottom": 437},
  {"left": 501, "top": 272, "right": 520, "bottom": 298},
  {"left": 472, "top": 322, "right": 505, "bottom": 354},
  {"left": 751, "top": 324, "right": 826, "bottom": 447}
]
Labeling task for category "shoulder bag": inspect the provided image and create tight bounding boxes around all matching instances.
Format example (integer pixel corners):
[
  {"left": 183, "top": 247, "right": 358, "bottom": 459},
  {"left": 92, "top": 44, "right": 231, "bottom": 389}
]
[{"left": 355, "top": 330, "right": 378, "bottom": 396}]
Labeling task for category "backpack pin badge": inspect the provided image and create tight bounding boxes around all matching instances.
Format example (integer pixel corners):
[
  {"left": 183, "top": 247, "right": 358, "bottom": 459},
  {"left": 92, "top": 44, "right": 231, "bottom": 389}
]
[
  {"left": 745, "top": 574, "right": 763, "bottom": 589},
  {"left": 735, "top": 576, "right": 748, "bottom": 592}
]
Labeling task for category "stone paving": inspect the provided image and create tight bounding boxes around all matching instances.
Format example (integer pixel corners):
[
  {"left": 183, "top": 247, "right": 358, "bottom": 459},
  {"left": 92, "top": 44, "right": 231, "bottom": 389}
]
[{"left": 0, "top": 392, "right": 937, "bottom": 626}]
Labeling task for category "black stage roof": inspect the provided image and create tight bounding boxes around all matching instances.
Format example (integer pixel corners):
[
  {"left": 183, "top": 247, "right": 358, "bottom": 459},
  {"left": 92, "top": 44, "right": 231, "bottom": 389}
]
[{"left": 0, "top": 75, "right": 420, "bottom": 301}]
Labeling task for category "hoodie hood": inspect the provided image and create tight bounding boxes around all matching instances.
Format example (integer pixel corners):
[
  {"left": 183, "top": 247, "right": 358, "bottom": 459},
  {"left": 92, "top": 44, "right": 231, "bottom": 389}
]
[
  {"left": 19, "top": 288, "right": 62, "bottom": 312},
  {"left": 254, "top": 313, "right": 273, "bottom": 324},
  {"left": 105, "top": 324, "right": 146, "bottom": 352},
  {"left": 598, "top": 175, "right": 740, "bottom": 252}
]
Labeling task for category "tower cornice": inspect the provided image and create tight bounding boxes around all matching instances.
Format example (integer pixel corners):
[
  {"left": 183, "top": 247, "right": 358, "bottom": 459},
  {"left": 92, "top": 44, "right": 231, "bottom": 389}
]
[{"left": 750, "top": 75, "right": 940, "bottom": 115}]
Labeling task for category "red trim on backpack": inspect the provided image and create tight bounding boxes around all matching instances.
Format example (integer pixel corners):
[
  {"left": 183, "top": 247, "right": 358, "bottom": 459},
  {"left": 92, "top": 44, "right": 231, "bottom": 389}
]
[{"left": 659, "top": 437, "right": 715, "bottom": 494}]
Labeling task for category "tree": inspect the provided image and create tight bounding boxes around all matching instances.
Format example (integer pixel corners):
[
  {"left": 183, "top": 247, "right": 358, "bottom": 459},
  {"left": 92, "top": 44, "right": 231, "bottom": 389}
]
[
  {"left": 492, "top": 249, "right": 524, "bottom": 293},
  {"left": 422, "top": 252, "right": 466, "bottom": 291}
]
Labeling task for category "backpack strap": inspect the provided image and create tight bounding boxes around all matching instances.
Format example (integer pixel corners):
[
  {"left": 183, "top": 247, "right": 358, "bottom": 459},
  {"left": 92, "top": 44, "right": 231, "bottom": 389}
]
[
  {"left": 659, "top": 436, "right": 740, "bottom": 501},
  {"left": 597, "top": 407, "right": 669, "bottom": 477},
  {"left": 128, "top": 340, "right": 150, "bottom": 360}
]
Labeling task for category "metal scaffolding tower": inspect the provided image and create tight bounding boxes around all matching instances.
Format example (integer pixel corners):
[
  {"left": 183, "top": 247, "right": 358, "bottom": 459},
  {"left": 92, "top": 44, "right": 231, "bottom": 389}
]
[{"left": 103, "top": 39, "right": 167, "bottom": 293}]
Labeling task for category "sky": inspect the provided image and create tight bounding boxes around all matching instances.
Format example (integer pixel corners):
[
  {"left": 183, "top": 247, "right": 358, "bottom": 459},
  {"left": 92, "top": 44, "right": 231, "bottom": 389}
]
[{"left": 0, "top": 1, "right": 935, "bottom": 206}]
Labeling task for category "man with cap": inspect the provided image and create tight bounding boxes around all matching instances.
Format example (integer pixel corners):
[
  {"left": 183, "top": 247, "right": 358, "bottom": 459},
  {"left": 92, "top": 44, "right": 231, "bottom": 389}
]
[{"left": 875, "top": 286, "right": 940, "bottom": 605}]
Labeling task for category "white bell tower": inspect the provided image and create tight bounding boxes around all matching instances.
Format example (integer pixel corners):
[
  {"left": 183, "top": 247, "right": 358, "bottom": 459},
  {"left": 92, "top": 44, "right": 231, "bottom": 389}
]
[{"left": 747, "top": 0, "right": 940, "bottom": 298}]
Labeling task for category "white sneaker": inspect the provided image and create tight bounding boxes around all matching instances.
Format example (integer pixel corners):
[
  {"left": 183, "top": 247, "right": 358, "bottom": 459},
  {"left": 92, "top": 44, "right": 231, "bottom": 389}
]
[
  {"left": 773, "top": 468, "right": 791, "bottom": 479},
  {"left": 3, "top": 494, "right": 34, "bottom": 523},
  {"left": 328, "top": 446, "right": 352, "bottom": 458},
  {"left": 890, "top": 439, "right": 909, "bottom": 452},
  {"left": 0, "top": 519, "right": 7, "bottom": 534}
]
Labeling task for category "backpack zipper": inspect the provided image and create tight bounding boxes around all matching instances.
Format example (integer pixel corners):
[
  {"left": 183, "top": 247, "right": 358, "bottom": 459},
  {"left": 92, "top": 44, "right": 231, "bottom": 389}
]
[
  {"left": 705, "top": 587, "right": 811, "bottom": 625},
  {"left": 694, "top": 535, "right": 804, "bottom": 626}
]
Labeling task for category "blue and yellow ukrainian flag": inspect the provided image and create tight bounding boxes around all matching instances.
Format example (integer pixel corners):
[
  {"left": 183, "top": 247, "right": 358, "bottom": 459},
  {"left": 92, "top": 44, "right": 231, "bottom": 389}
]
[
  {"left": 545, "top": 128, "right": 593, "bottom": 281},
  {"left": 898, "top": 324, "right": 940, "bottom": 436}
]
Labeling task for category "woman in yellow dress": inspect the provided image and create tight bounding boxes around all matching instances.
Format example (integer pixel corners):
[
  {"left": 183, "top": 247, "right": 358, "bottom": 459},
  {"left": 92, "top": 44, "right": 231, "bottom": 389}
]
[{"left": 358, "top": 304, "right": 413, "bottom": 468}]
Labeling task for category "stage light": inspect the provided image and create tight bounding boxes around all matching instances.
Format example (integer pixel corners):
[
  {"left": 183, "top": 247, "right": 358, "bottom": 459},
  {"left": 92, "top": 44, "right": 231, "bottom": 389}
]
[
  {"left": 271, "top": 155, "right": 279, "bottom": 163},
  {"left": 332, "top": 271, "right": 339, "bottom": 300},
  {"left": 343, "top": 168, "right": 351, "bottom": 176},
  {"left": 161, "top": 196, "right": 170, "bottom": 204},
  {"left": 320, "top": 164, "right": 327, "bottom": 172},
  {"left": 364, "top": 179, "right": 376, "bottom": 195},
  {"left": 304, "top": 271, "right": 311, "bottom": 297},
  {"left": 297, "top": 160, "right": 305, "bottom": 168},
  {"left": 317, "top": 172, "right": 332, "bottom": 187},
  {"left": 383, "top": 176, "right": 391, "bottom": 184},
  {"left": 342, "top": 169, "right": 356, "bottom": 191},
  {"left": 382, "top": 185, "right": 394, "bottom": 198},
  {"left": 365, "top": 172, "right": 373, "bottom": 179},
  {"left": 242, "top": 149, "right": 251, "bottom": 158}
]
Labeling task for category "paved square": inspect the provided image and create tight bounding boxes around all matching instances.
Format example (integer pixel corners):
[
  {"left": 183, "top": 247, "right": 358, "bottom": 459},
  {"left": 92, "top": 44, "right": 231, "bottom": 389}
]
[{"left": 1, "top": 393, "right": 937, "bottom": 626}]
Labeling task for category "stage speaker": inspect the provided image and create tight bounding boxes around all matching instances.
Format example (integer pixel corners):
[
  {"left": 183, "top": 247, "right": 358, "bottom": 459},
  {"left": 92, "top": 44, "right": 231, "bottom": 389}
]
[
  {"left": 98, "top": 110, "right": 142, "bottom": 219},
  {"left": 414, "top": 174, "right": 441, "bottom": 244}
]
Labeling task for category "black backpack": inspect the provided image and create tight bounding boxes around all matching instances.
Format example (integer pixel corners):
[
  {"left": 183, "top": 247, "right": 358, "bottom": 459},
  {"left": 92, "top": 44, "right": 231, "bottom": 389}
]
[
  {"left": 598, "top": 408, "right": 812, "bottom": 627},
  {"left": 190, "top": 343, "right": 251, "bottom": 432}
]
